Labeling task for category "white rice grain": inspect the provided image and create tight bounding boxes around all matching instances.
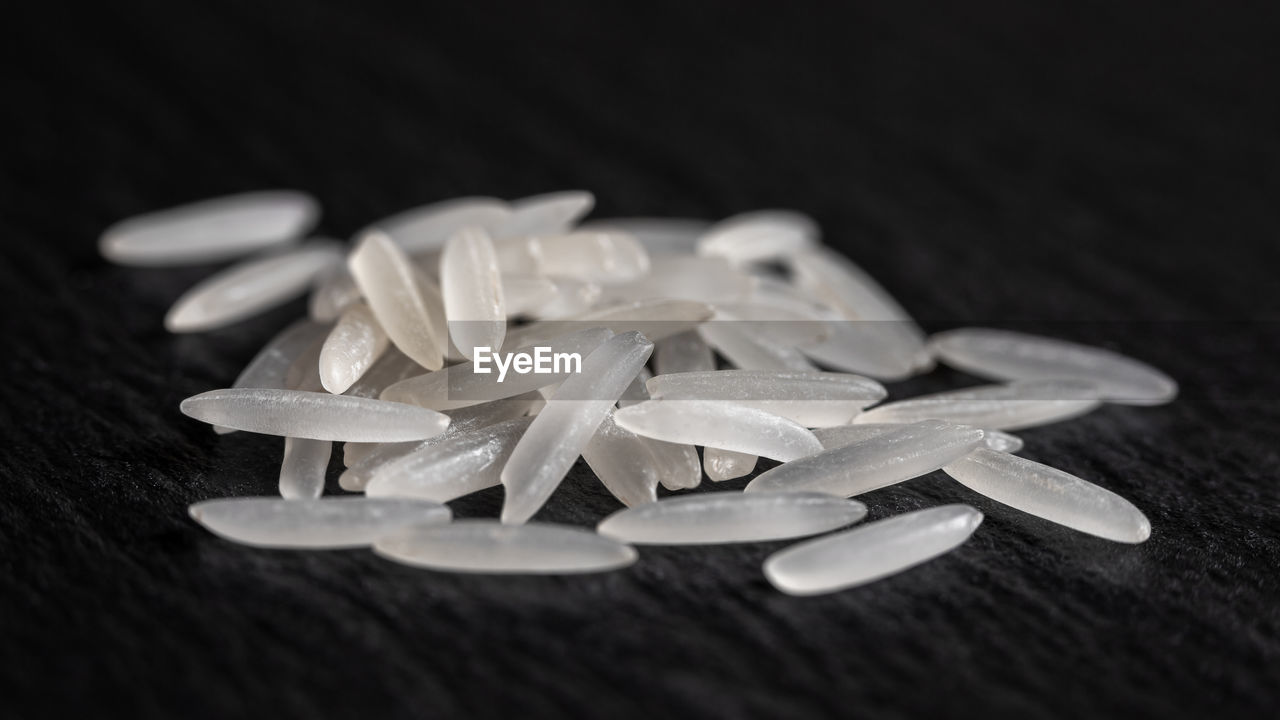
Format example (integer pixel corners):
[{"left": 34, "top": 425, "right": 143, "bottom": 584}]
[
  {"left": 764, "top": 504, "right": 983, "bottom": 595},
  {"left": 745, "top": 419, "right": 984, "bottom": 497},
  {"left": 365, "top": 417, "right": 534, "bottom": 502},
  {"left": 189, "top": 496, "right": 450, "bottom": 549},
  {"left": 646, "top": 370, "right": 886, "bottom": 427},
  {"left": 613, "top": 400, "right": 823, "bottom": 462},
  {"left": 597, "top": 492, "right": 865, "bottom": 545},
  {"left": 499, "top": 332, "right": 654, "bottom": 524},
  {"left": 697, "top": 210, "right": 818, "bottom": 264},
  {"left": 180, "top": 388, "right": 450, "bottom": 442},
  {"left": 943, "top": 448, "right": 1151, "bottom": 542},
  {"left": 319, "top": 303, "right": 390, "bottom": 395},
  {"left": 374, "top": 520, "right": 636, "bottom": 574},
  {"left": 360, "top": 196, "right": 510, "bottom": 254},
  {"left": 440, "top": 227, "right": 507, "bottom": 359},
  {"left": 164, "top": 240, "right": 343, "bottom": 332},
  {"left": 348, "top": 232, "right": 446, "bottom": 371},
  {"left": 100, "top": 190, "right": 319, "bottom": 266},
  {"left": 929, "top": 328, "right": 1178, "bottom": 406}
]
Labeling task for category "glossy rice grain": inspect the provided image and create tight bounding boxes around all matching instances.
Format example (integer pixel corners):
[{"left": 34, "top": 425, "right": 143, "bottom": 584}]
[
  {"left": 496, "top": 191, "right": 594, "bottom": 238},
  {"left": 164, "top": 240, "right": 343, "bottom": 332},
  {"left": 582, "top": 412, "right": 661, "bottom": 507},
  {"left": 366, "top": 417, "right": 533, "bottom": 502},
  {"left": 764, "top": 504, "right": 983, "bottom": 595},
  {"left": 703, "top": 448, "right": 758, "bottom": 481},
  {"left": 696, "top": 210, "right": 818, "bottom": 264},
  {"left": 180, "top": 388, "right": 450, "bottom": 442},
  {"left": 319, "top": 303, "right": 390, "bottom": 394},
  {"left": 598, "top": 492, "right": 864, "bottom": 545},
  {"left": 929, "top": 328, "right": 1178, "bottom": 405},
  {"left": 943, "top": 448, "right": 1151, "bottom": 542},
  {"left": 309, "top": 268, "right": 362, "bottom": 321},
  {"left": 578, "top": 217, "right": 710, "bottom": 255},
  {"left": 532, "top": 231, "right": 650, "bottom": 283},
  {"left": 189, "top": 497, "right": 450, "bottom": 549},
  {"left": 278, "top": 437, "right": 332, "bottom": 500},
  {"left": 375, "top": 520, "right": 637, "bottom": 574},
  {"left": 500, "top": 332, "right": 654, "bottom": 524},
  {"left": 348, "top": 232, "right": 445, "bottom": 371},
  {"left": 505, "top": 298, "right": 714, "bottom": 349},
  {"left": 601, "top": 256, "right": 755, "bottom": 305},
  {"left": 855, "top": 379, "right": 1101, "bottom": 430},
  {"left": 613, "top": 400, "right": 822, "bottom": 462},
  {"left": 100, "top": 190, "right": 319, "bottom": 266},
  {"left": 646, "top": 370, "right": 886, "bottom": 427},
  {"left": 745, "top": 420, "right": 984, "bottom": 496},
  {"left": 440, "top": 227, "right": 507, "bottom": 358},
  {"left": 362, "top": 196, "right": 510, "bottom": 254}
]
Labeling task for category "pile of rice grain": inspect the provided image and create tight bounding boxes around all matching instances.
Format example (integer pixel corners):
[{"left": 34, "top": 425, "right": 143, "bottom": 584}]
[{"left": 102, "top": 190, "right": 1176, "bottom": 595}]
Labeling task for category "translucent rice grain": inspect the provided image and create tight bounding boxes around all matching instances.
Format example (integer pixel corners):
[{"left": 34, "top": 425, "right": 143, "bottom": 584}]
[
  {"left": 342, "top": 395, "right": 539, "bottom": 491},
  {"left": 943, "top": 448, "right": 1151, "bottom": 542},
  {"left": 613, "top": 400, "right": 823, "bottom": 462},
  {"left": 763, "top": 505, "right": 983, "bottom": 595},
  {"left": 799, "top": 318, "right": 920, "bottom": 381},
  {"left": 527, "top": 277, "right": 603, "bottom": 319},
  {"left": 164, "top": 240, "right": 343, "bottom": 332},
  {"left": 348, "top": 232, "right": 445, "bottom": 371},
  {"left": 496, "top": 191, "right": 595, "bottom": 238},
  {"left": 360, "top": 196, "right": 510, "bottom": 254},
  {"left": 698, "top": 321, "right": 817, "bottom": 371},
  {"left": 646, "top": 370, "right": 886, "bottom": 427},
  {"left": 216, "top": 319, "right": 330, "bottom": 435},
  {"left": 578, "top": 217, "right": 710, "bottom": 255},
  {"left": 855, "top": 379, "right": 1101, "bottom": 431},
  {"left": 283, "top": 335, "right": 326, "bottom": 392},
  {"left": 654, "top": 330, "right": 715, "bottom": 375},
  {"left": 816, "top": 423, "right": 1022, "bottom": 454},
  {"left": 582, "top": 412, "right": 661, "bottom": 507},
  {"left": 704, "top": 448, "right": 758, "bottom": 481},
  {"left": 745, "top": 420, "right": 985, "bottom": 497},
  {"left": 597, "top": 492, "right": 864, "bottom": 545},
  {"left": 100, "top": 190, "right": 319, "bottom": 266},
  {"left": 374, "top": 520, "right": 637, "bottom": 574},
  {"left": 649, "top": 439, "right": 703, "bottom": 491},
  {"left": 531, "top": 232, "right": 650, "bottom": 283},
  {"left": 278, "top": 437, "right": 332, "bottom": 500},
  {"left": 440, "top": 227, "right": 507, "bottom": 359},
  {"left": 180, "top": 388, "right": 450, "bottom": 442},
  {"left": 381, "top": 328, "right": 614, "bottom": 410},
  {"left": 983, "top": 430, "right": 1024, "bottom": 453},
  {"left": 365, "top": 417, "right": 534, "bottom": 501},
  {"left": 502, "top": 274, "right": 558, "bottom": 316},
  {"left": 319, "top": 303, "right": 390, "bottom": 395},
  {"left": 340, "top": 346, "right": 424, "bottom": 399},
  {"left": 189, "top": 496, "right": 450, "bottom": 549},
  {"left": 504, "top": 299, "right": 714, "bottom": 349},
  {"left": 617, "top": 367, "right": 652, "bottom": 408},
  {"left": 791, "top": 248, "right": 928, "bottom": 375},
  {"left": 697, "top": 210, "right": 818, "bottom": 265},
  {"left": 929, "top": 328, "right": 1178, "bottom": 405},
  {"left": 600, "top": 256, "right": 755, "bottom": 305},
  {"left": 500, "top": 332, "right": 654, "bottom": 524},
  {"left": 308, "top": 267, "right": 361, "bottom": 321}
]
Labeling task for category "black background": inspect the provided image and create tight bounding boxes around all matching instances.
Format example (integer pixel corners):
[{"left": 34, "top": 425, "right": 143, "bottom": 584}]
[{"left": 3, "top": 1, "right": 1279, "bottom": 717}]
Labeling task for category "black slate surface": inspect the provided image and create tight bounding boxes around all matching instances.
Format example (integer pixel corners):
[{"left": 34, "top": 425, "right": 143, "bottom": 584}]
[{"left": 3, "top": 1, "right": 1279, "bottom": 717}]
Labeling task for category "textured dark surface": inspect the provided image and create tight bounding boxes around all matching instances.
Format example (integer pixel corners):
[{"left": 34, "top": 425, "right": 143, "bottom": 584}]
[{"left": 3, "top": 1, "right": 1279, "bottom": 718}]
